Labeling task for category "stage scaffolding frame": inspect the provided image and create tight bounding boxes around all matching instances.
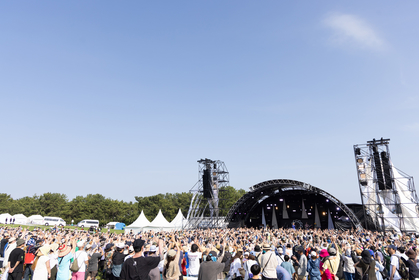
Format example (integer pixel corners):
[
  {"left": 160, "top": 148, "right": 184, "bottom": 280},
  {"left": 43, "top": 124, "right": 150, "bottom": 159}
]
[
  {"left": 185, "top": 158, "right": 230, "bottom": 229},
  {"left": 354, "top": 138, "right": 419, "bottom": 232}
]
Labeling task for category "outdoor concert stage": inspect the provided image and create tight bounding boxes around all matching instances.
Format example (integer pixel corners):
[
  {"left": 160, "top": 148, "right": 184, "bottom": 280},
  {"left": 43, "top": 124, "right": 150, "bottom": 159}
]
[{"left": 225, "top": 179, "right": 362, "bottom": 230}]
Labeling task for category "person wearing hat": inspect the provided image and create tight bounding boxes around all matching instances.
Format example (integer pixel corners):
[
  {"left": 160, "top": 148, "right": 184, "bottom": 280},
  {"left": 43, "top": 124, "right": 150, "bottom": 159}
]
[
  {"left": 72, "top": 241, "right": 89, "bottom": 280},
  {"left": 387, "top": 245, "right": 401, "bottom": 280},
  {"left": 354, "top": 250, "right": 377, "bottom": 280},
  {"left": 319, "top": 249, "right": 331, "bottom": 280},
  {"left": 111, "top": 242, "right": 127, "bottom": 280},
  {"left": 260, "top": 243, "right": 279, "bottom": 280},
  {"left": 56, "top": 238, "right": 77, "bottom": 280},
  {"left": 341, "top": 248, "right": 355, "bottom": 280},
  {"left": 32, "top": 245, "right": 52, "bottom": 280},
  {"left": 322, "top": 247, "right": 340, "bottom": 280},
  {"left": 0, "top": 233, "right": 9, "bottom": 258},
  {"left": 104, "top": 243, "right": 114, "bottom": 280},
  {"left": 276, "top": 247, "right": 285, "bottom": 266},
  {"left": 7, "top": 239, "right": 26, "bottom": 280},
  {"left": 120, "top": 238, "right": 164, "bottom": 280},
  {"left": 49, "top": 243, "right": 59, "bottom": 280},
  {"left": 198, "top": 244, "right": 226, "bottom": 280},
  {"left": 146, "top": 245, "right": 160, "bottom": 280},
  {"left": 307, "top": 251, "right": 321, "bottom": 280},
  {"left": 3, "top": 237, "right": 16, "bottom": 269},
  {"left": 163, "top": 240, "right": 182, "bottom": 280}
]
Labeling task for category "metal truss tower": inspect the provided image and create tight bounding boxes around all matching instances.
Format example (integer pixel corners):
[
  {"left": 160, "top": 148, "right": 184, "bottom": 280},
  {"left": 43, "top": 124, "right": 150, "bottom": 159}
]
[
  {"left": 185, "top": 158, "right": 230, "bottom": 229},
  {"left": 354, "top": 138, "right": 419, "bottom": 232}
]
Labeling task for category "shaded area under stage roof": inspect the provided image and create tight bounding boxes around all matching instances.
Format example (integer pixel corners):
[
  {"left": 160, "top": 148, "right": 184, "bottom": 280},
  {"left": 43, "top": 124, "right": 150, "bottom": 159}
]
[{"left": 226, "top": 179, "right": 362, "bottom": 229}]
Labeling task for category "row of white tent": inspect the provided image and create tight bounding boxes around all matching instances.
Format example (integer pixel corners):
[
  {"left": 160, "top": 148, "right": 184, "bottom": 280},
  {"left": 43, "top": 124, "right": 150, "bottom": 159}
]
[
  {"left": 1, "top": 210, "right": 186, "bottom": 232},
  {"left": 125, "top": 209, "right": 186, "bottom": 233},
  {"left": 0, "top": 213, "right": 44, "bottom": 225}
]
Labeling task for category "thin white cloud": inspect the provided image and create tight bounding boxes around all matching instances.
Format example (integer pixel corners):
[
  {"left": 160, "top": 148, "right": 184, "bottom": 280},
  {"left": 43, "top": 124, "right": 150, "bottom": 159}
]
[{"left": 323, "top": 13, "right": 385, "bottom": 51}]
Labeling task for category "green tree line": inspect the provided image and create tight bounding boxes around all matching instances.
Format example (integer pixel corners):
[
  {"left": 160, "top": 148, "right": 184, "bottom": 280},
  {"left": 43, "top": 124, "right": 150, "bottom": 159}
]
[{"left": 0, "top": 186, "right": 245, "bottom": 226}]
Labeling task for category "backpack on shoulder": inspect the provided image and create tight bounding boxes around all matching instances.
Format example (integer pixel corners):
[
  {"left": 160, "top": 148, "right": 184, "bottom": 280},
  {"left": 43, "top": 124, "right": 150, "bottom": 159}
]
[
  {"left": 397, "top": 257, "right": 408, "bottom": 280},
  {"left": 336, "top": 256, "right": 344, "bottom": 279},
  {"left": 70, "top": 256, "right": 80, "bottom": 272},
  {"left": 355, "top": 265, "right": 370, "bottom": 280}
]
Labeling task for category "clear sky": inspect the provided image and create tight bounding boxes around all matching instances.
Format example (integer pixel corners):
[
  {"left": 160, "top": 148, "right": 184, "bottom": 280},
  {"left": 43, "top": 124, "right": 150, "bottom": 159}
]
[{"left": 1, "top": 1, "right": 419, "bottom": 204}]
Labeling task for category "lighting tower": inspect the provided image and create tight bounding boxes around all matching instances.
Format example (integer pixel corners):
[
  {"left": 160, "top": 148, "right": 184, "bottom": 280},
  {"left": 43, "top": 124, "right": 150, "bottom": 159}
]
[
  {"left": 185, "top": 158, "right": 230, "bottom": 228},
  {"left": 354, "top": 138, "right": 419, "bottom": 232}
]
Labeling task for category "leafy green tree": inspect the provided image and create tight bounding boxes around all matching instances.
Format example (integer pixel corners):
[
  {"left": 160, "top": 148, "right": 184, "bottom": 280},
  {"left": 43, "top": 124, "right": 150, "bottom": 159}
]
[
  {"left": 218, "top": 186, "right": 246, "bottom": 216},
  {"left": 13, "top": 195, "right": 40, "bottom": 215},
  {"left": 0, "top": 193, "right": 14, "bottom": 214},
  {"left": 38, "top": 193, "right": 69, "bottom": 217},
  {"left": 0, "top": 187, "right": 245, "bottom": 225}
]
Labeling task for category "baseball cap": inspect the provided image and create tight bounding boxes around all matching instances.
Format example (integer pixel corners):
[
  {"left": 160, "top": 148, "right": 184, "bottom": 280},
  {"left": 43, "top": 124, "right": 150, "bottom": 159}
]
[
  {"left": 388, "top": 245, "right": 397, "bottom": 251},
  {"left": 133, "top": 239, "right": 145, "bottom": 250}
]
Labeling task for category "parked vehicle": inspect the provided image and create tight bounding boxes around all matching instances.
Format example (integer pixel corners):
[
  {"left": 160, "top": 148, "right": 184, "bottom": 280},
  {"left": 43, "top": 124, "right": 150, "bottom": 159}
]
[
  {"left": 77, "top": 219, "right": 100, "bottom": 228},
  {"left": 106, "top": 222, "right": 125, "bottom": 230},
  {"left": 43, "top": 216, "right": 66, "bottom": 226},
  {"left": 106, "top": 222, "right": 118, "bottom": 229}
]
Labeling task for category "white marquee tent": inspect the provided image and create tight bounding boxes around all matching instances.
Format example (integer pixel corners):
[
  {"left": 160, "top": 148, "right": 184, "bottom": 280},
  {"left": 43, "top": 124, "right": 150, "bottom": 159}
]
[
  {"left": 12, "top": 214, "right": 28, "bottom": 225},
  {"left": 125, "top": 210, "right": 151, "bottom": 234},
  {"left": 143, "top": 209, "right": 171, "bottom": 231},
  {"left": 28, "top": 215, "right": 44, "bottom": 225},
  {"left": 125, "top": 209, "right": 187, "bottom": 233},
  {"left": 169, "top": 209, "right": 186, "bottom": 230},
  {"left": 0, "top": 213, "right": 12, "bottom": 224}
]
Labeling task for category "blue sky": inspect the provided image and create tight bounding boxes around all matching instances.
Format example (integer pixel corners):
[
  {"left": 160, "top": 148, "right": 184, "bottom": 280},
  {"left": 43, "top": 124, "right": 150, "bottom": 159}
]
[{"left": 1, "top": 1, "right": 419, "bottom": 204}]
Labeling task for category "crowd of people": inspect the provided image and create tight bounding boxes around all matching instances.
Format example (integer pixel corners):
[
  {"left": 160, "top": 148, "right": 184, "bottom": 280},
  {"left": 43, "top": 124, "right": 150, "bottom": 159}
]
[{"left": 0, "top": 226, "right": 418, "bottom": 280}]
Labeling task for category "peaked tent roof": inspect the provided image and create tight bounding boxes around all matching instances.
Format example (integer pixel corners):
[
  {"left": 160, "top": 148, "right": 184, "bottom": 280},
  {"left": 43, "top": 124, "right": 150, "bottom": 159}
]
[
  {"left": 149, "top": 210, "right": 171, "bottom": 228},
  {"left": 126, "top": 210, "right": 151, "bottom": 228},
  {"left": 12, "top": 214, "right": 28, "bottom": 225},
  {"left": 0, "top": 213, "right": 12, "bottom": 224},
  {"left": 12, "top": 214, "right": 28, "bottom": 219},
  {"left": 28, "top": 215, "right": 43, "bottom": 220},
  {"left": 28, "top": 215, "right": 44, "bottom": 225},
  {"left": 170, "top": 209, "right": 185, "bottom": 228}
]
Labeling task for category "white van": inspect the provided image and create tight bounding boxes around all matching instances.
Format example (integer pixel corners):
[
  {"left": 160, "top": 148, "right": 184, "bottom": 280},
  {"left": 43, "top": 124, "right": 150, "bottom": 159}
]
[
  {"left": 77, "top": 219, "right": 100, "bottom": 228},
  {"left": 43, "top": 217, "right": 66, "bottom": 226}
]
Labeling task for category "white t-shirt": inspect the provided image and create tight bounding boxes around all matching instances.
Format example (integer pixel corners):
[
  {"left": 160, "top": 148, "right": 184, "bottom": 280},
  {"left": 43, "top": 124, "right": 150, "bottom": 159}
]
[
  {"left": 75, "top": 250, "right": 89, "bottom": 272},
  {"left": 390, "top": 255, "right": 401, "bottom": 280},
  {"left": 245, "top": 259, "right": 258, "bottom": 280},
  {"left": 49, "top": 253, "right": 58, "bottom": 268},
  {"left": 276, "top": 255, "right": 284, "bottom": 266},
  {"left": 285, "top": 248, "right": 293, "bottom": 256},
  {"left": 230, "top": 258, "right": 242, "bottom": 278},
  {"left": 187, "top": 251, "right": 202, "bottom": 275}
]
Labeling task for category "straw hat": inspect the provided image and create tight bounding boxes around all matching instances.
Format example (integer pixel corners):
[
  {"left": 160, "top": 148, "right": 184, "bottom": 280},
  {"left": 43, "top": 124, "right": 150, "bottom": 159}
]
[
  {"left": 167, "top": 249, "right": 176, "bottom": 257},
  {"left": 58, "top": 244, "right": 71, "bottom": 257},
  {"left": 50, "top": 243, "right": 59, "bottom": 253},
  {"left": 262, "top": 243, "right": 271, "bottom": 250},
  {"left": 39, "top": 245, "right": 51, "bottom": 256}
]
